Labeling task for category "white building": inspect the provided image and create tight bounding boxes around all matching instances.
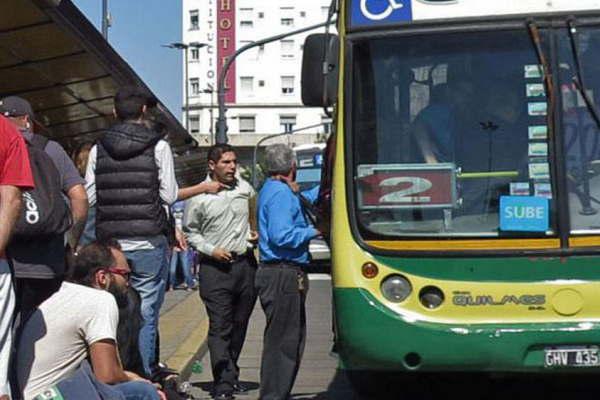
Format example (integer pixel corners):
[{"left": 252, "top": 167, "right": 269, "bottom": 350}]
[{"left": 182, "top": 0, "right": 333, "bottom": 146}]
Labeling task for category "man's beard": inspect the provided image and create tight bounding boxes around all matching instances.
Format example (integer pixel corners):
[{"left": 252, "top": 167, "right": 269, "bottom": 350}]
[{"left": 107, "top": 284, "right": 129, "bottom": 308}]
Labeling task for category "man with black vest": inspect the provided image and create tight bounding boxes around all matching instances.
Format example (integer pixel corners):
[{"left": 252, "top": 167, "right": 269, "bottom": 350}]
[{"left": 84, "top": 86, "right": 179, "bottom": 377}]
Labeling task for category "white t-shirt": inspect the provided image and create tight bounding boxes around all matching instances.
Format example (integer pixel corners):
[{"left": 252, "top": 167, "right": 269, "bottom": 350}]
[{"left": 16, "top": 282, "right": 119, "bottom": 400}]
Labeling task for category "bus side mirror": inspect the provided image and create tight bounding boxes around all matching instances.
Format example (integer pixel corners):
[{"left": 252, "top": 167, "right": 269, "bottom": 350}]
[{"left": 301, "top": 33, "right": 339, "bottom": 107}]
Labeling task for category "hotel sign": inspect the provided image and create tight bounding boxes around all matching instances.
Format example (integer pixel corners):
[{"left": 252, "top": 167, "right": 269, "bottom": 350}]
[{"left": 218, "top": 0, "right": 236, "bottom": 103}]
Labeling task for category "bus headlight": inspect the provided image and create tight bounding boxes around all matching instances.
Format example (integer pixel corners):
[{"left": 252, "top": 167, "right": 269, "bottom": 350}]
[{"left": 381, "top": 274, "right": 412, "bottom": 303}]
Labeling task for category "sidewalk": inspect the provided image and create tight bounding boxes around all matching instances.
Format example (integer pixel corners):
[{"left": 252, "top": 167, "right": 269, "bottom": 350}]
[{"left": 159, "top": 288, "right": 209, "bottom": 377}]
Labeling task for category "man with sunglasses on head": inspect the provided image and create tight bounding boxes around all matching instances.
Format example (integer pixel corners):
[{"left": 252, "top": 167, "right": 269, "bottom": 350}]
[
  {"left": 183, "top": 144, "right": 258, "bottom": 400},
  {"left": 16, "top": 242, "right": 165, "bottom": 400}
]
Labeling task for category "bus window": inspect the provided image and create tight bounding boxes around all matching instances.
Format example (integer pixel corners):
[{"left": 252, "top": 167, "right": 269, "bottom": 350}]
[
  {"left": 558, "top": 28, "right": 600, "bottom": 233},
  {"left": 352, "top": 29, "right": 556, "bottom": 238}
]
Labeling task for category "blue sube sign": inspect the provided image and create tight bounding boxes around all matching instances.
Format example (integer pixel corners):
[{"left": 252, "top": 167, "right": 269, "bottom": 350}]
[
  {"left": 500, "top": 196, "right": 549, "bottom": 232},
  {"left": 350, "top": 0, "right": 413, "bottom": 28}
]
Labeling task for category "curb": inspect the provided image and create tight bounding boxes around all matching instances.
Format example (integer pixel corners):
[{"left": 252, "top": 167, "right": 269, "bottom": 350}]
[{"left": 159, "top": 292, "right": 209, "bottom": 379}]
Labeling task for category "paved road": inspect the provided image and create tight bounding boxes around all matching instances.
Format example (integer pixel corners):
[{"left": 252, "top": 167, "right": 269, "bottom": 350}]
[
  {"left": 187, "top": 274, "right": 356, "bottom": 399},
  {"left": 185, "top": 274, "right": 600, "bottom": 400}
]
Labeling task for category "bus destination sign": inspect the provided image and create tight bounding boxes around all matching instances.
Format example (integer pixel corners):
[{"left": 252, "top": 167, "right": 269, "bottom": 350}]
[{"left": 357, "top": 163, "right": 456, "bottom": 209}]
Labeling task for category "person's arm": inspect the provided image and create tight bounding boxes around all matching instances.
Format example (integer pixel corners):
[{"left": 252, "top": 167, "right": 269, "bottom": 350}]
[
  {"left": 266, "top": 190, "right": 319, "bottom": 250},
  {"left": 301, "top": 185, "right": 320, "bottom": 205},
  {"left": 66, "top": 184, "right": 88, "bottom": 249},
  {"left": 414, "top": 121, "right": 439, "bottom": 164},
  {"left": 178, "top": 180, "right": 226, "bottom": 200},
  {"left": 155, "top": 141, "right": 178, "bottom": 205},
  {"left": 89, "top": 339, "right": 130, "bottom": 384},
  {"left": 0, "top": 185, "right": 22, "bottom": 254}
]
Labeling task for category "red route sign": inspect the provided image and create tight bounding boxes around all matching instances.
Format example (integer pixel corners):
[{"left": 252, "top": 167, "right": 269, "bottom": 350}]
[{"left": 358, "top": 166, "right": 455, "bottom": 208}]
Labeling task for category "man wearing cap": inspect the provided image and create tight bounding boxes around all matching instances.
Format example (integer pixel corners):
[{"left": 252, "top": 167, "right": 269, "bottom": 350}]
[{"left": 0, "top": 96, "right": 88, "bottom": 321}]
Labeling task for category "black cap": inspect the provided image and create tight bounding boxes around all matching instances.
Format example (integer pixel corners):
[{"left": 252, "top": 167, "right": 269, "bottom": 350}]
[{"left": 0, "top": 96, "right": 34, "bottom": 119}]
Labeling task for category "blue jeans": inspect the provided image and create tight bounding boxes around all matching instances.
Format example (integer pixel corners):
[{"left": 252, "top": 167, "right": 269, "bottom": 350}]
[
  {"left": 168, "top": 250, "right": 194, "bottom": 289},
  {"left": 125, "top": 236, "right": 169, "bottom": 376},
  {"left": 112, "top": 381, "right": 160, "bottom": 400}
]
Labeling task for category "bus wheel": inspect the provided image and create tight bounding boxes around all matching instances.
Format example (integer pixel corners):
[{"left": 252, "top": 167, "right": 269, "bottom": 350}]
[{"left": 345, "top": 370, "right": 422, "bottom": 399}]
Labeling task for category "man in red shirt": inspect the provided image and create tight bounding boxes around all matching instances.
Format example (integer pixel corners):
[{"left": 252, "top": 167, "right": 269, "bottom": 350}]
[{"left": 0, "top": 114, "right": 34, "bottom": 400}]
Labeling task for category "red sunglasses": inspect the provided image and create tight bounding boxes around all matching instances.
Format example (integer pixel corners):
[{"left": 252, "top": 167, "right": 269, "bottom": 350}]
[{"left": 106, "top": 267, "right": 130, "bottom": 280}]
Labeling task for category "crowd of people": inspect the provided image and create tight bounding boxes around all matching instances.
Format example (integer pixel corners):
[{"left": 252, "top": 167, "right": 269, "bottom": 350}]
[{"left": 0, "top": 85, "right": 322, "bottom": 400}]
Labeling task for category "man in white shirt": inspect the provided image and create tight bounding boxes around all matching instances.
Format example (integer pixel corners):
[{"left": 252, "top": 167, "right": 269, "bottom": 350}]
[
  {"left": 16, "top": 242, "right": 164, "bottom": 400},
  {"left": 184, "top": 144, "right": 257, "bottom": 400}
]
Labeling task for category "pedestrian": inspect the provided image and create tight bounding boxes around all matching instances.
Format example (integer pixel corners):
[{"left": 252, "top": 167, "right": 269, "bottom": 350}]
[
  {"left": 256, "top": 143, "right": 321, "bottom": 400},
  {"left": 168, "top": 201, "right": 197, "bottom": 291},
  {"left": 16, "top": 241, "right": 165, "bottom": 400},
  {"left": 183, "top": 144, "right": 258, "bottom": 400},
  {"left": 0, "top": 115, "right": 34, "bottom": 400},
  {"left": 1, "top": 96, "right": 88, "bottom": 322},
  {"left": 84, "top": 86, "right": 222, "bottom": 377}
]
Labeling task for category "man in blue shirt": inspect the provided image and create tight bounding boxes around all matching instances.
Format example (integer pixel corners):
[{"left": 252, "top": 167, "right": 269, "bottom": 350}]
[{"left": 257, "top": 144, "right": 321, "bottom": 400}]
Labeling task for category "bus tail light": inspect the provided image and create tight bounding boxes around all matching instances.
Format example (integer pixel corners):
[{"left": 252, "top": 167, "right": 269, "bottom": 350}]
[
  {"left": 419, "top": 286, "right": 445, "bottom": 309},
  {"left": 361, "top": 262, "right": 379, "bottom": 279},
  {"left": 381, "top": 274, "right": 412, "bottom": 303}
]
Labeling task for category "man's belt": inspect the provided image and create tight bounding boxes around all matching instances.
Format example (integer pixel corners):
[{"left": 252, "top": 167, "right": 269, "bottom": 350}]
[{"left": 260, "top": 260, "right": 307, "bottom": 271}]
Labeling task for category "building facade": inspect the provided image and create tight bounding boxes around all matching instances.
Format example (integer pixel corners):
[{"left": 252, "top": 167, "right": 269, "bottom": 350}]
[{"left": 182, "top": 0, "right": 333, "bottom": 147}]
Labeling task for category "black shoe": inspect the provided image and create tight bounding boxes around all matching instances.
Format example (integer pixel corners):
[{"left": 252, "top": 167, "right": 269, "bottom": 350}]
[
  {"left": 214, "top": 393, "right": 235, "bottom": 400},
  {"left": 233, "top": 382, "right": 249, "bottom": 394}
]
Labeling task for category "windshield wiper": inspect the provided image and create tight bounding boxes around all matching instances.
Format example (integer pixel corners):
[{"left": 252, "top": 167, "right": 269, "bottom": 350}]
[
  {"left": 567, "top": 18, "right": 599, "bottom": 215},
  {"left": 567, "top": 19, "right": 600, "bottom": 129}
]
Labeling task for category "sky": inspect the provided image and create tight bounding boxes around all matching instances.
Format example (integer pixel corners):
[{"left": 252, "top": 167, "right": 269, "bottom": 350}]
[{"left": 72, "top": 0, "right": 183, "bottom": 120}]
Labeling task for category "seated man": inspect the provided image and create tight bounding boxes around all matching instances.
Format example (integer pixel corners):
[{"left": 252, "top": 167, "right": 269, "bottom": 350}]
[{"left": 16, "top": 242, "right": 165, "bottom": 400}]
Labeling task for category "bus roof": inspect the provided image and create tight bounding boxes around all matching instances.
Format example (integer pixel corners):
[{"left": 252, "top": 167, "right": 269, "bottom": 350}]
[{"left": 348, "top": 0, "right": 600, "bottom": 30}]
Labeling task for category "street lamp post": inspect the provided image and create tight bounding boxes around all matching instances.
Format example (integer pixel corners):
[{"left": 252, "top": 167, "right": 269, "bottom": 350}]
[
  {"left": 202, "top": 84, "right": 215, "bottom": 145},
  {"left": 163, "top": 42, "right": 207, "bottom": 132}
]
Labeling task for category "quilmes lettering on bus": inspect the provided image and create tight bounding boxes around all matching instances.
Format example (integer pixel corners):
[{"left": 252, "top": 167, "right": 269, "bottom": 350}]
[{"left": 300, "top": 0, "right": 600, "bottom": 391}]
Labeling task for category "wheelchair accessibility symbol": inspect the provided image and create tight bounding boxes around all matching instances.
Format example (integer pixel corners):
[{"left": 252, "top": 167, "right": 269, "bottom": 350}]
[
  {"left": 360, "top": 0, "right": 404, "bottom": 20},
  {"left": 351, "top": 0, "right": 412, "bottom": 27}
]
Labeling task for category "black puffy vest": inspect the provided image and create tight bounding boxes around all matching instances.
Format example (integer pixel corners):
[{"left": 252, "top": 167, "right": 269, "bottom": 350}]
[{"left": 95, "top": 122, "right": 169, "bottom": 240}]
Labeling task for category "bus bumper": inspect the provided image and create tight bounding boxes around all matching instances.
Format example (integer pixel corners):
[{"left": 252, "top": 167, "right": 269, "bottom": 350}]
[{"left": 334, "top": 287, "right": 600, "bottom": 372}]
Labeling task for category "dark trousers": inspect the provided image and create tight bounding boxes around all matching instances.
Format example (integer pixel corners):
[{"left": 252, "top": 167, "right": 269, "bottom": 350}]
[
  {"left": 199, "top": 254, "right": 257, "bottom": 395},
  {"left": 256, "top": 264, "right": 308, "bottom": 400}
]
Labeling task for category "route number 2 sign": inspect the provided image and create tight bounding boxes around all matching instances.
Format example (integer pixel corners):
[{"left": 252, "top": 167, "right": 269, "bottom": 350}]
[{"left": 357, "top": 163, "right": 457, "bottom": 209}]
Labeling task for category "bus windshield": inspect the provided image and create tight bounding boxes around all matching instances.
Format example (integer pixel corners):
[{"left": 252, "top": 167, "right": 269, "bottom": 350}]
[{"left": 352, "top": 29, "right": 558, "bottom": 238}]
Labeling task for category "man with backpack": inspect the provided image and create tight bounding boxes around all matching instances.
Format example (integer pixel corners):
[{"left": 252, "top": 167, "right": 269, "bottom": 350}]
[
  {"left": 0, "top": 96, "right": 88, "bottom": 322},
  {"left": 0, "top": 115, "right": 34, "bottom": 400}
]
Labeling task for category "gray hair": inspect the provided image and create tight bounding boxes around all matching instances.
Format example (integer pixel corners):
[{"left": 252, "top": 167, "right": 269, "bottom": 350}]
[{"left": 264, "top": 143, "right": 295, "bottom": 176}]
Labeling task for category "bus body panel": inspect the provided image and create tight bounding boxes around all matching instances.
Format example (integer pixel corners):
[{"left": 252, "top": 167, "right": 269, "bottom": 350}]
[{"left": 335, "top": 287, "right": 600, "bottom": 372}]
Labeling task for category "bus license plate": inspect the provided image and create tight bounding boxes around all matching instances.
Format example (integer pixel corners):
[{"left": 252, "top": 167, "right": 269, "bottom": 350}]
[{"left": 544, "top": 347, "right": 600, "bottom": 367}]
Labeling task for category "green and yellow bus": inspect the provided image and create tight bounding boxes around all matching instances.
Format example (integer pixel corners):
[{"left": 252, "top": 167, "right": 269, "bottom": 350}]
[{"left": 302, "top": 0, "right": 600, "bottom": 391}]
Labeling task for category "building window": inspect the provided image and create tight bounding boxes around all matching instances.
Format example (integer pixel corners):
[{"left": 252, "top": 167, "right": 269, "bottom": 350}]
[
  {"left": 189, "top": 116, "right": 200, "bottom": 135},
  {"left": 240, "top": 76, "right": 254, "bottom": 93},
  {"left": 240, "top": 8, "right": 253, "bottom": 27},
  {"left": 258, "top": 80, "right": 265, "bottom": 87},
  {"left": 190, "top": 48, "right": 199, "bottom": 61},
  {"left": 281, "top": 18, "right": 294, "bottom": 26},
  {"left": 281, "top": 40, "right": 294, "bottom": 59},
  {"left": 300, "top": 11, "right": 306, "bottom": 17},
  {"left": 189, "top": 10, "right": 199, "bottom": 30},
  {"left": 190, "top": 78, "right": 199, "bottom": 96},
  {"left": 280, "top": 115, "right": 296, "bottom": 132},
  {"left": 321, "top": 6, "right": 330, "bottom": 17},
  {"left": 239, "top": 116, "right": 256, "bottom": 133},
  {"left": 322, "top": 116, "right": 333, "bottom": 134},
  {"left": 281, "top": 76, "right": 294, "bottom": 94},
  {"left": 258, "top": 11, "right": 264, "bottom": 18}
]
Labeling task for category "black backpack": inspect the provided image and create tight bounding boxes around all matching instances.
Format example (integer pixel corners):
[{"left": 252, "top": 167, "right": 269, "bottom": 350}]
[{"left": 12, "top": 134, "right": 71, "bottom": 238}]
